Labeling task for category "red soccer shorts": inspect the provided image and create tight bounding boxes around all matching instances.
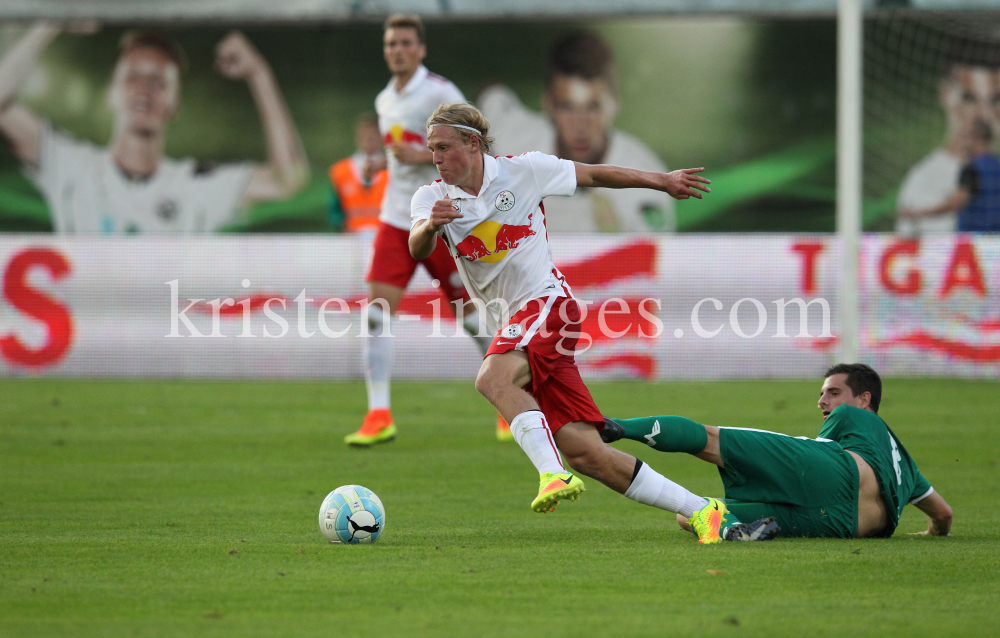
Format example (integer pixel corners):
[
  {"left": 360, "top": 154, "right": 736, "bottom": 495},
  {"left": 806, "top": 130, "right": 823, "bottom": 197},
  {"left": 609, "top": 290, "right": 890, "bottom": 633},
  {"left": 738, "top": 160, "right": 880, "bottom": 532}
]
[
  {"left": 486, "top": 294, "right": 604, "bottom": 433},
  {"left": 366, "top": 221, "right": 468, "bottom": 303}
]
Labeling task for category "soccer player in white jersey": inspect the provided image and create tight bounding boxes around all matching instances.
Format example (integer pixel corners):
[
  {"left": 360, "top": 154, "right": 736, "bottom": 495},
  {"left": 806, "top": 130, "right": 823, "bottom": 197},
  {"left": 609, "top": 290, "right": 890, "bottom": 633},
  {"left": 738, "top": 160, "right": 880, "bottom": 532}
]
[
  {"left": 0, "top": 24, "right": 308, "bottom": 233},
  {"left": 409, "top": 103, "right": 733, "bottom": 542},
  {"left": 345, "top": 15, "right": 504, "bottom": 447}
]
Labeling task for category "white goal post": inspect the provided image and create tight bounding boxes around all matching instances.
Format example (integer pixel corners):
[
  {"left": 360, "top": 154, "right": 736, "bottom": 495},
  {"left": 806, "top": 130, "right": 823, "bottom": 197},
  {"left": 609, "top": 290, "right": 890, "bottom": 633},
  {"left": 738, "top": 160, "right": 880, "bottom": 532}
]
[{"left": 838, "top": 0, "right": 862, "bottom": 364}]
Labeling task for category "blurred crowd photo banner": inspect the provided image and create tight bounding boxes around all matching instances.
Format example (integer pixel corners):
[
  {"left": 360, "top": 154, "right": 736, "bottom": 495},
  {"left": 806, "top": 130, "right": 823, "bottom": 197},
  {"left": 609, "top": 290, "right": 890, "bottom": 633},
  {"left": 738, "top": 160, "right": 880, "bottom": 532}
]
[{"left": 0, "top": 234, "right": 997, "bottom": 380}]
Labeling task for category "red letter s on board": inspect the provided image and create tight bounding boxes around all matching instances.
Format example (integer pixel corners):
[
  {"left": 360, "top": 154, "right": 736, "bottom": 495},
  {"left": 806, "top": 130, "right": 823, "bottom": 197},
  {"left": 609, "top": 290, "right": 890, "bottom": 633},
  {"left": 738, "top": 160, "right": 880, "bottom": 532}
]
[{"left": 1, "top": 248, "right": 73, "bottom": 368}]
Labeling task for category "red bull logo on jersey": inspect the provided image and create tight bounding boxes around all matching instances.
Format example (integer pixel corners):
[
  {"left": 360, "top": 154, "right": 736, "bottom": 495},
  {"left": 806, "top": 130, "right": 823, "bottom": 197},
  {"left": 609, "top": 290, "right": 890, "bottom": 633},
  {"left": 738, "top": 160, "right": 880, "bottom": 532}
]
[
  {"left": 384, "top": 124, "right": 424, "bottom": 146},
  {"left": 454, "top": 211, "right": 536, "bottom": 263}
]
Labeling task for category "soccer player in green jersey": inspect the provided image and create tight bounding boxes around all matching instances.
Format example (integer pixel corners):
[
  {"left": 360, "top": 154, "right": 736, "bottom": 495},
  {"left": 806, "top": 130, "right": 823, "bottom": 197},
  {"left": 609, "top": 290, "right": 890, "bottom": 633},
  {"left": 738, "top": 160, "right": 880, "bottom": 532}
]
[{"left": 601, "top": 363, "right": 954, "bottom": 540}]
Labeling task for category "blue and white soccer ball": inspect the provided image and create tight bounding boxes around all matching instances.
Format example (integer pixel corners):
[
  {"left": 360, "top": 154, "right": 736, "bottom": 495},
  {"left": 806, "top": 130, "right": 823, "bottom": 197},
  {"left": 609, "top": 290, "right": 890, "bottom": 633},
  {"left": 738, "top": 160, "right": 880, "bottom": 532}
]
[{"left": 318, "top": 485, "right": 385, "bottom": 544}]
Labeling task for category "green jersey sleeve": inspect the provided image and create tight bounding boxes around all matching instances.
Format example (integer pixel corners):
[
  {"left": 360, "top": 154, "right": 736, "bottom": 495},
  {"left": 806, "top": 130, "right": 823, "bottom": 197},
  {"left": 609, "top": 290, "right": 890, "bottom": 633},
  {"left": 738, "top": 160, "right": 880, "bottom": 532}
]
[{"left": 909, "top": 470, "right": 934, "bottom": 505}]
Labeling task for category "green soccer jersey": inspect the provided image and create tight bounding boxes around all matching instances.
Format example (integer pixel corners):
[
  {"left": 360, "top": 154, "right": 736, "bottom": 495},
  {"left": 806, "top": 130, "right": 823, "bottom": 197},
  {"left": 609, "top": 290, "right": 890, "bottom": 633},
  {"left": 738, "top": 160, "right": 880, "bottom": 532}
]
[{"left": 819, "top": 405, "right": 933, "bottom": 537}]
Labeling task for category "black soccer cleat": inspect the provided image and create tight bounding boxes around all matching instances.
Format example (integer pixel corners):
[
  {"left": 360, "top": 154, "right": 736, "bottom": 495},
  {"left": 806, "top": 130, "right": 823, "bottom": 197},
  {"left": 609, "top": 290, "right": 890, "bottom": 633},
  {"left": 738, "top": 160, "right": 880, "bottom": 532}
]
[
  {"left": 600, "top": 416, "right": 624, "bottom": 444},
  {"left": 723, "top": 516, "right": 780, "bottom": 541}
]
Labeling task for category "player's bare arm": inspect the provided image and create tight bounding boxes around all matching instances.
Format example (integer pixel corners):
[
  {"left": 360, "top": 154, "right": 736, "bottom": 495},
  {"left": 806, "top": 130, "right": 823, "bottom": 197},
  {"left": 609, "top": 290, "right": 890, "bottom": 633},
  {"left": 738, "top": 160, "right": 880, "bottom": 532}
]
[
  {"left": 910, "top": 491, "right": 953, "bottom": 536},
  {"left": 574, "top": 164, "right": 711, "bottom": 200},
  {"left": 215, "top": 31, "right": 310, "bottom": 204},
  {"left": 409, "top": 198, "right": 461, "bottom": 260},
  {"left": 0, "top": 22, "right": 61, "bottom": 167}
]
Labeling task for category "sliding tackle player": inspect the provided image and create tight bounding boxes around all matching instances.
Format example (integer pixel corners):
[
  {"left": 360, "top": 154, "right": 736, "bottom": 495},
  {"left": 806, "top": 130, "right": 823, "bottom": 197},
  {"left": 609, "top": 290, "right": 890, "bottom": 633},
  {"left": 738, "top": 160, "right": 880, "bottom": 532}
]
[{"left": 602, "top": 363, "right": 954, "bottom": 540}]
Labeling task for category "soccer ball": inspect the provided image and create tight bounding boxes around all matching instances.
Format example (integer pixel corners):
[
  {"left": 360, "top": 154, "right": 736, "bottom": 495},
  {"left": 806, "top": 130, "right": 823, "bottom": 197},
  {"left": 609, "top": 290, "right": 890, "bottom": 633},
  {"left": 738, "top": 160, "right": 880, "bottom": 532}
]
[{"left": 318, "top": 485, "right": 385, "bottom": 544}]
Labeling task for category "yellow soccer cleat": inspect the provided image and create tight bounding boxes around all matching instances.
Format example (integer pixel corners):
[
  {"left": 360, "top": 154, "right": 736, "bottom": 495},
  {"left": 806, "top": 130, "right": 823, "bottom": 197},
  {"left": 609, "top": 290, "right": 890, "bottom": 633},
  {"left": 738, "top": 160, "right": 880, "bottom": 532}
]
[
  {"left": 689, "top": 497, "right": 729, "bottom": 544},
  {"left": 530, "top": 472, "right": 585, "bottom": 513},
  {"left": 496, "top": 414, "right": 514, "bottom": 442},
  {"left": 344, "top": 409, "right": 397, "bottom": 447}
]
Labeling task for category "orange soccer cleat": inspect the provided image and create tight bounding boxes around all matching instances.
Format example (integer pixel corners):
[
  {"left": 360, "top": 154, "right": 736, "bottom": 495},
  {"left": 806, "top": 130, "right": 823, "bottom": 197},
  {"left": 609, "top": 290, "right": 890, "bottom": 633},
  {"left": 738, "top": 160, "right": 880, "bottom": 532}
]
[
  {"left": 689, "top": 498, "right": 729, "bottom": 544},
  {"left": 496, "top": 414, "right": 514, "bottom": 442},
  {"left": 344, "top": 409, "right": 397, "bottom": 447}
]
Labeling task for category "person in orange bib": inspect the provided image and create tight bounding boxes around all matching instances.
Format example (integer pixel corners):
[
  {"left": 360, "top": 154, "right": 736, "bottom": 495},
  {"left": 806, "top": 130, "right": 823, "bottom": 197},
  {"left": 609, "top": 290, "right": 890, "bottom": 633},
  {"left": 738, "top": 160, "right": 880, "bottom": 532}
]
[{"left": 327, "top": 113, "right": 388, "bottom": 234}]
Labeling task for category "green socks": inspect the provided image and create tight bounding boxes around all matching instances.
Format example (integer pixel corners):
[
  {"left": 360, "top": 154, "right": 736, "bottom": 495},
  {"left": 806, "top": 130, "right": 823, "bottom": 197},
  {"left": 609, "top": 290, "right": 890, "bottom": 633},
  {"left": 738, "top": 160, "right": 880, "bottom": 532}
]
[{"left": 612, "top": 415, "right": 708, "bottom": 454}]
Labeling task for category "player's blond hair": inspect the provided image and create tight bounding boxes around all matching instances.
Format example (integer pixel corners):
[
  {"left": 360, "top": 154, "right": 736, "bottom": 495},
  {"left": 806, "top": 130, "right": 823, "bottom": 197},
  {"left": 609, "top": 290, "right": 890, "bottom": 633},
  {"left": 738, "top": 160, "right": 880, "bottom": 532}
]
[
  {"left": 384, "top": 14, "right": 425, "bottom": 44},
  {"left": 426, "top": 103, "right": 495, "bottom": 155}
]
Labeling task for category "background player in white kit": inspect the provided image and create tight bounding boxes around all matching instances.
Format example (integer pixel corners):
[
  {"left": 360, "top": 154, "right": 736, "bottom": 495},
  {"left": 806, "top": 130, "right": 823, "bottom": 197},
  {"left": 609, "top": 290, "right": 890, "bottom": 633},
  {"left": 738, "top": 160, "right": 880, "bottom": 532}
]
[
  {"left": 0, "top": 24, "right": 308, "bottom": 233},
  {"left": 409, "top": 103, "right": 740, "bottom": 543},
  {"left": 345, "top": 16, "right": 503, "bottom": 447}
]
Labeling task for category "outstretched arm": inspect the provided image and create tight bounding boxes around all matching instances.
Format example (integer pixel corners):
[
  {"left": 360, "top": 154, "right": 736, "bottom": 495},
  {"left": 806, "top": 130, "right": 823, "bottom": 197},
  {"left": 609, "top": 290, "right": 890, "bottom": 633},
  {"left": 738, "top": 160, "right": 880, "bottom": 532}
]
[
  {"left": 0, "top": 22, "right": 61, "bottom": 167},
  {"left": 575, "top": 164, "right": 711, "bottom": 200},
  {"left": 215, "top": 31, "right": 309, "bottom": 204},
  {"left": 910, "top": 491, "right": 952, "bottom": 536}
]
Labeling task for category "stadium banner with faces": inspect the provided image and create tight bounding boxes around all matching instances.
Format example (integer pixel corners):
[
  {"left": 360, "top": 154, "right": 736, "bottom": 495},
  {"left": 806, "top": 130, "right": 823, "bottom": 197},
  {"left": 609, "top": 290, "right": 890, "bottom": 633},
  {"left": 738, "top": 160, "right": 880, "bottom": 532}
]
[
  {"left": 0, "top": 234, "right": 997, "bottom": 380},
  {"left": 0, "top": 19, "right": 840, "bottom": 236}
]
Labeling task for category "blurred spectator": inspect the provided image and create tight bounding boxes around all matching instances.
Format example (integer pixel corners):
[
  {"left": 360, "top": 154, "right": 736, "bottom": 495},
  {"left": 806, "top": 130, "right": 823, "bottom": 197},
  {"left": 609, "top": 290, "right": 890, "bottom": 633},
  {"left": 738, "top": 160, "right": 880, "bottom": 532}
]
[
  {"left": 0, "top": 24, "right": 308, "bottom": 234},
  {"left": 957, "top": 122, "right": 1000, "bottom": 232},
  {"left": 327, "top": 113, "right": 387, "bottom": 233},
  {"left": 479, "top": 31, "right": 673, "bottom": 232},
  {"left": 896, "top": 57, "right": 1000, "bottom": 235}
]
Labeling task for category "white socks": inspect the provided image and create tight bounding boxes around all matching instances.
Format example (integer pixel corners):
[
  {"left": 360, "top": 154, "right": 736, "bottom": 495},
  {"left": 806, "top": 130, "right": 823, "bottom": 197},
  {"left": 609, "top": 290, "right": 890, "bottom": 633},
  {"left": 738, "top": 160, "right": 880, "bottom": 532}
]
[
  {"left": 624, "top": 461, "right": 709, "bottom": 517},
  {"left": 462, "top": 308, "right": 493, "bottom": 357},
  {"left": 364, "top": 305, "right": 392, "bottom": 411},
  {"left": 364, "top": 306, "right": 489, "bottom": 412},
  {"left": 509, "top": 410, "right": 565, "bottom": 475}
]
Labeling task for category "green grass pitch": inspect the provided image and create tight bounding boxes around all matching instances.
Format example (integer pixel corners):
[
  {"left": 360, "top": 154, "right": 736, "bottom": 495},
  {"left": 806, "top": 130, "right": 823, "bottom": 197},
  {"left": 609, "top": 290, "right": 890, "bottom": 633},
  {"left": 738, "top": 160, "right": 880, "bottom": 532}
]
[{"left": 1, "top": 378, "right": 998, "bottom": 638}]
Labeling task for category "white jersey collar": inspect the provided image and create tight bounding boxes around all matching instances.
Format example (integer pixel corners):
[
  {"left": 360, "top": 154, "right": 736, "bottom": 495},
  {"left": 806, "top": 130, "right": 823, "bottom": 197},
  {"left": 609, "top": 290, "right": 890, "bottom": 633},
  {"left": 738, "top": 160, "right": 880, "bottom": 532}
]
[
  {"left": 446, "top": 154, "right": 498, "bottom": 200},
  {"left": 388, "top": 64, "right": 429, "bottom": 97}
]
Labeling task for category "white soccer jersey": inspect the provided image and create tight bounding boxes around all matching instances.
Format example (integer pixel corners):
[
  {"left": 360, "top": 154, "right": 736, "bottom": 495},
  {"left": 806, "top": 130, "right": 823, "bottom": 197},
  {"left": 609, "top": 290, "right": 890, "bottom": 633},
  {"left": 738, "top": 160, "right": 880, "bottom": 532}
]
[
  {"left": 411, "top": 152, "right": 576, "bottom": 333},
  {"left": 479, "top": 84, "right": 674, "bottom": 232},
  {"left": 26, "top": 121, "right": 254, "bottom": 234},
  {"left": 376, "top": 65, "right": 465, "bottom": 231},
  {"left": 896, "top": 148, "right": 962, "bottom": 235}
]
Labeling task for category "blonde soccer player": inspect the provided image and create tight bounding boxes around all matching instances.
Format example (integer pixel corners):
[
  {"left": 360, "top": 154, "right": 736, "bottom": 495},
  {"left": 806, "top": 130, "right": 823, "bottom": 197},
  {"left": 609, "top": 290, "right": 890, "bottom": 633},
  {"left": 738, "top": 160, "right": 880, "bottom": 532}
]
[{"left": 408, "top": 103, "right": 748, "bottom": 543}]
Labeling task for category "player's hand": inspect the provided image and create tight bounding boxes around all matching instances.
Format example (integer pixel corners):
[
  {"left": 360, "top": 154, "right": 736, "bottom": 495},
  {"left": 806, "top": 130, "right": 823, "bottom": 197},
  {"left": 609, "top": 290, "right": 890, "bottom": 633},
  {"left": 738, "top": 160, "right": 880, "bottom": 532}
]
[
  {"left": 391, "top": 142, "right": 431, "bottom": 165},
  {"left": 663, "top": 167, "right": 711, "bottom": 200},
  {"left": 428, "top": 198, "right": 462, "bottom": 230},
  {"left": 908, "top": 530, "right": 952, "bottom": 536},
  {"left": 215, "top": 31, "right": 267, "bottom": 80},
  {"left": 363, "top": 156, "right": 387, "bottom": 181}
]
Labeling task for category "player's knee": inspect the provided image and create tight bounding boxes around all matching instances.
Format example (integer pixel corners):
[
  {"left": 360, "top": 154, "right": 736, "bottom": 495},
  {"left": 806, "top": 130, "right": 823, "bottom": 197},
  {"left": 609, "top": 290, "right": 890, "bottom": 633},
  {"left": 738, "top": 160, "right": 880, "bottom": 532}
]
[
  {"left": 474, "top": 364, "right": 507, "bottom": 401},
  {"left": 367, "top": 305, "right": 386, "bottom": 333},
  {"left": 474, "top": 368, "right": 493, "bottom": 398}
]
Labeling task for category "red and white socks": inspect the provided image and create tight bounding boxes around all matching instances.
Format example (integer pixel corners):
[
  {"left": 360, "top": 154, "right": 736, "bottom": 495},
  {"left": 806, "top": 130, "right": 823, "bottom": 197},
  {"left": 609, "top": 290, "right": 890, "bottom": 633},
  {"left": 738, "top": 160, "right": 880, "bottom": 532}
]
[{"left": 509, "top": 410, "right": 565, "bottom": 475}]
